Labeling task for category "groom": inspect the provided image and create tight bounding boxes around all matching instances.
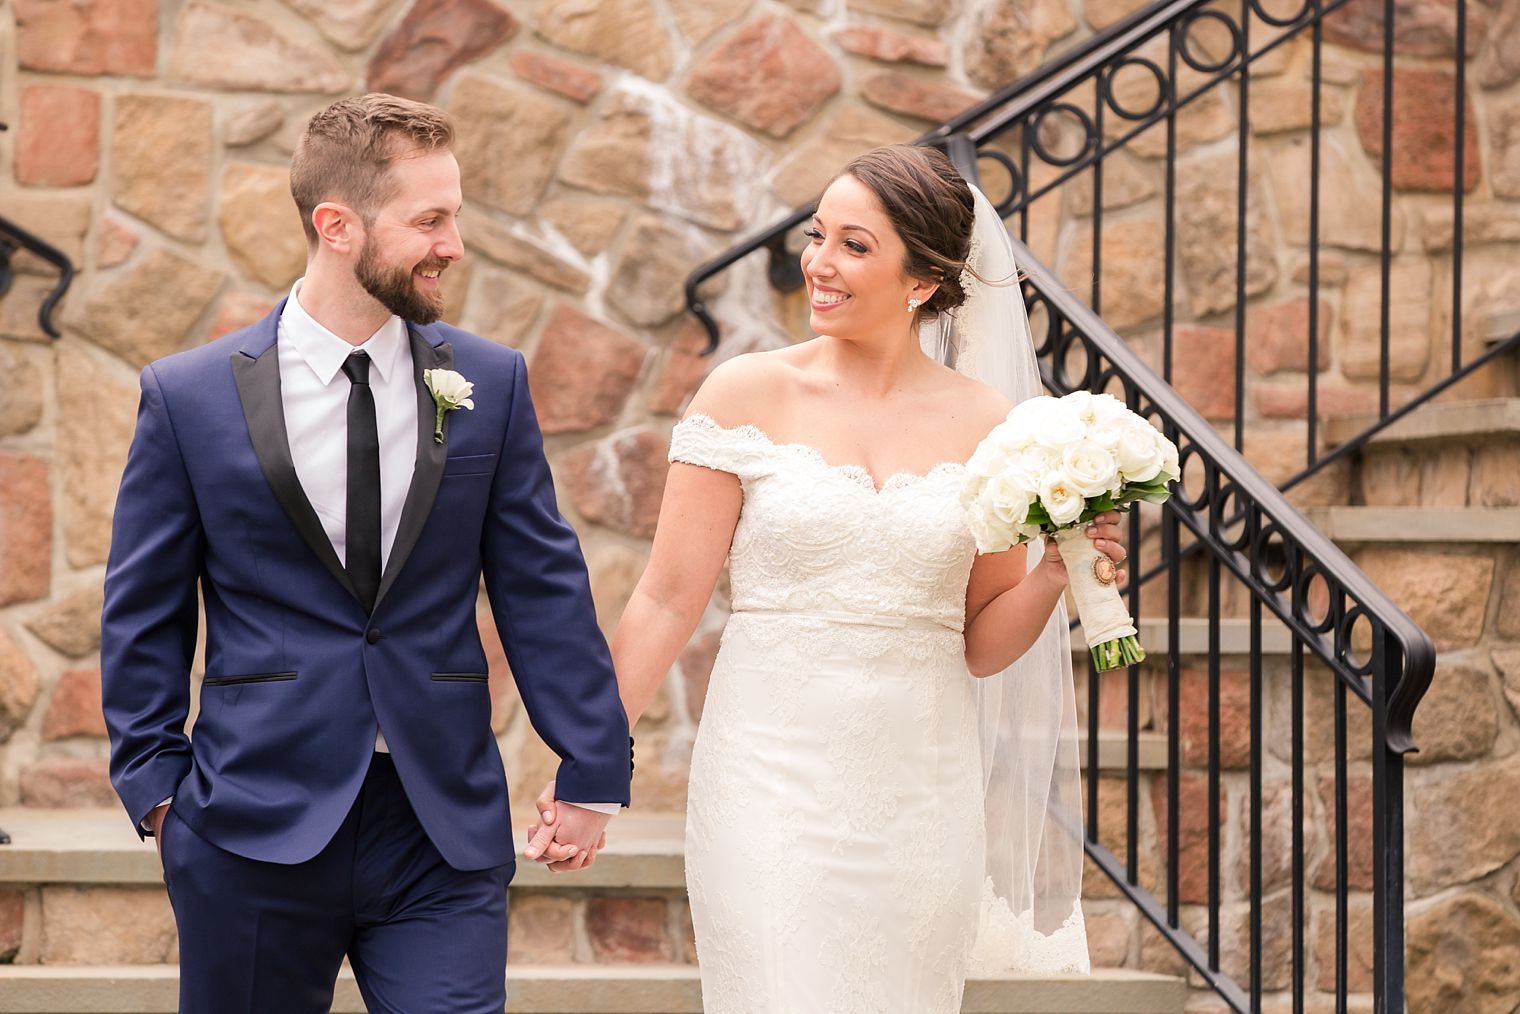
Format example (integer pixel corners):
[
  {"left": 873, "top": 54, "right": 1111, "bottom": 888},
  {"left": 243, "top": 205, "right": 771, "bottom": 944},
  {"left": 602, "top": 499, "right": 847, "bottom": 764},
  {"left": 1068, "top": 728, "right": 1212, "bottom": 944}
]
[{"left": 101, "top": 93, "right": 631, "bottom": 1012}]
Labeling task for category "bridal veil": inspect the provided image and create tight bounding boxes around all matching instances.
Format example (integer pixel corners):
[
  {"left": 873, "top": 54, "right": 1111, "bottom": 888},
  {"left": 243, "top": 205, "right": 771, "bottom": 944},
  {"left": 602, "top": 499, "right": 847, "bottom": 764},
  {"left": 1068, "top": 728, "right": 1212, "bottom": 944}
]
[{"left": 919, "top": 184, "right": 1091, "bottom": 975}]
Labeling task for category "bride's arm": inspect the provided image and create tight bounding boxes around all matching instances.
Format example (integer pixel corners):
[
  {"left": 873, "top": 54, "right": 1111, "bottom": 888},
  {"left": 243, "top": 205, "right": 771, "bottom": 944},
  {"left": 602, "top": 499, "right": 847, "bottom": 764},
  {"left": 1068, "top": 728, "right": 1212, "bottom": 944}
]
[
  {"left": 962, "top": 517, "right": 1127, "bottom": 677},
  {"left": 612, "top": 462, "right": 740, "bottom": 726},
  {"left": 527, "top": 419, "right": 745, "bottom": 865}
]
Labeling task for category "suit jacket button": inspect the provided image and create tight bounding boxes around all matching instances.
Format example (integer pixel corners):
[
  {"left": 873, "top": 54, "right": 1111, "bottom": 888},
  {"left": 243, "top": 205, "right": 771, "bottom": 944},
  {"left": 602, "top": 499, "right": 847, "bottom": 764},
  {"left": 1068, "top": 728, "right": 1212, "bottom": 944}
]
[{"left": 366, "top": 628, "right": 381, "bottom": 644}]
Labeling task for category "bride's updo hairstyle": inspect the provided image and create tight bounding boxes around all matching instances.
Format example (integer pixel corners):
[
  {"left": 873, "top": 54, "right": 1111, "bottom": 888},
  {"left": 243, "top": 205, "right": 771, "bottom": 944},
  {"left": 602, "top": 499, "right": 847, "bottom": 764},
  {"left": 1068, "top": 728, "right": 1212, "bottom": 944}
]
[{"left": 836, "top": 144, "right": 977, "bottom": 320}]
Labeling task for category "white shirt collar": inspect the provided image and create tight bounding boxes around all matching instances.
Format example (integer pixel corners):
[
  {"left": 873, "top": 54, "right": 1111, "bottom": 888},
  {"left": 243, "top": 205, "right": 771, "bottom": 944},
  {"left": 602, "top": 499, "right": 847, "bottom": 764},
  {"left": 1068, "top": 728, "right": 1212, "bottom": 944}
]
[{"left": 281, "top": 279, "right": 408, "bottom": 386}]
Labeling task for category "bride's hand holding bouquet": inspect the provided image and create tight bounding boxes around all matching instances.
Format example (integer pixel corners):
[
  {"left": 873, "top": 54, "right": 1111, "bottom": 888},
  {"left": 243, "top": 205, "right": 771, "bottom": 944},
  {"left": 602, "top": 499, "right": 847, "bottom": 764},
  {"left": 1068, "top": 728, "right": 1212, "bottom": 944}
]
[{"left": 962, "top": 391, "right": 1179, "bottom": 672}]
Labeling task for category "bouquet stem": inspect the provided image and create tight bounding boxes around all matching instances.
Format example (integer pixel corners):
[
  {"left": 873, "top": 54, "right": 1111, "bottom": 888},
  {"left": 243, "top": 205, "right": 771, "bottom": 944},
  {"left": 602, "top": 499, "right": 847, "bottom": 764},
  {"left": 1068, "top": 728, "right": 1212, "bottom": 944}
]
[
  {"left": 1091, "top": 634, "right": 1146, "bottom": 673},
  {"left": 1053, "top": 527, "right": 1143, "bottom": 674}
]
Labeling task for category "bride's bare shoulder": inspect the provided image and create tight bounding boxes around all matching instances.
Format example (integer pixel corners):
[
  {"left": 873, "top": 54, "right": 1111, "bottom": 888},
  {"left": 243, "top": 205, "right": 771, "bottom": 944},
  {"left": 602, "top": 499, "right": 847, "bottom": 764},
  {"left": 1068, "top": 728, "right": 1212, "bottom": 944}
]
[
  {"left": 684, "top": 346, "right": 802, "bottom": 429},
  {"left": 936, "top": 368, "right": 1016, "bottom": 441}
]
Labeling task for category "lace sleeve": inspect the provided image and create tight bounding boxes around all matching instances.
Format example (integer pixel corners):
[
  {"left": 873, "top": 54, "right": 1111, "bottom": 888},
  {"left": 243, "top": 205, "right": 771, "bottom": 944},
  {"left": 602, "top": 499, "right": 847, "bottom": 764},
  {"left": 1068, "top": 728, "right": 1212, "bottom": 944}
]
[{"left": 669, "top": 413, "right": 772, "bottom": 481}]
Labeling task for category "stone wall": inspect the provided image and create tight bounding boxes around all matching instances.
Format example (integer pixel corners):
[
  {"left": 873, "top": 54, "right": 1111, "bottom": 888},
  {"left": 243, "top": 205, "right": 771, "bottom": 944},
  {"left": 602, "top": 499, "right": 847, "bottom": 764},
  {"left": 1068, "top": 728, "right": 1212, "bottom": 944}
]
[{"left": 2, "top": 0, "right": 1519, "bottom": 1006}]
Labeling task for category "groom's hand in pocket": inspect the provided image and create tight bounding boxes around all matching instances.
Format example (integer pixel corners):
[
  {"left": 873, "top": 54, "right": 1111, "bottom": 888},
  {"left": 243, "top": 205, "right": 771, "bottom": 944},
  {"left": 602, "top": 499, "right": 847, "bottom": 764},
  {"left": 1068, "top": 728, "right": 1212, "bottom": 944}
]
[{"left": 148, "top": 802, "right": 169, "bottom": 864}]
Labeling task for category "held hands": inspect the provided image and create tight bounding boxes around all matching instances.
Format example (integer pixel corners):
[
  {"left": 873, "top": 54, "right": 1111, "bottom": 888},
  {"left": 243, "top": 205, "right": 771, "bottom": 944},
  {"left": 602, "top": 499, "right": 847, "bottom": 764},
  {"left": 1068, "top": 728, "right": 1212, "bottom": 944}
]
[
  {"left": 1033, "top": 511, "right": 1128, "bottom": 589},
  {"left": 523, "top": 780, "right": 609, "bottom": 873}
]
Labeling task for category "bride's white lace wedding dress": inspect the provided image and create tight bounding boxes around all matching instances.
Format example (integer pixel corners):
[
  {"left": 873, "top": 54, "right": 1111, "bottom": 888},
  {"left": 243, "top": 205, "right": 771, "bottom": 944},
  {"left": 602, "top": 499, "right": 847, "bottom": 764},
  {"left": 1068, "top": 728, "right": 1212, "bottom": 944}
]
[{"left": 672, "top": 411, "right": 992, "bottom": 1013}]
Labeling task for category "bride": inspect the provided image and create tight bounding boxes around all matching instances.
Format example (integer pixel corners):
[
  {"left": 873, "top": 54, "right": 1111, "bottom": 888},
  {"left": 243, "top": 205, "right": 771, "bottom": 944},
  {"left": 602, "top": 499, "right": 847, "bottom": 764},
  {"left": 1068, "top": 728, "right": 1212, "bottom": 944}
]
[{"left": 538, "top": 144, "right": 1123, "bottom": 1011}]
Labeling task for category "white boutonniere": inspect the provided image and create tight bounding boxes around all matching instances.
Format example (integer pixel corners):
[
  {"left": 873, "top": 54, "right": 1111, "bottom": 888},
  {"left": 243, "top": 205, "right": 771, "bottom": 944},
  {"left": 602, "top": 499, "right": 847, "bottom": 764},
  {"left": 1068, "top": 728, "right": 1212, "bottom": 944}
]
[{"left": 423, "top": 368, "right": 474, "bottom": 444}]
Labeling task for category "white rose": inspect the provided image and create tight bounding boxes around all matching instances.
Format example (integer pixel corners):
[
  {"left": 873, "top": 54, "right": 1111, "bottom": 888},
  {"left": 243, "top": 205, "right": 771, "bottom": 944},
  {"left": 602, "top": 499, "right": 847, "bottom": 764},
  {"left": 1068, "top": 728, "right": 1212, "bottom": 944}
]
[
  {"left": 1033, "top": 402, "right": 1088, "bottom": 451},
  {"left": 1004, "top": 397, "right": 1059, "bottom": 442},
  {"left": 424, "top": 368, "right": 475, "bottom": 410},
  {"left": 1039, "top": 470, "right": 1087, "bottom": 527},
  {"left": 966, "top": 438, "right": 1012, "bottom": 479},
  {"left": 1157, "top": 434, "right": 1180, "bottom": 481},
  {"left": 1062, "top": 440, "right": 1121, "bottom": 497},
  {"left": 961, "top": 474, "right": 987, "bottom": 511},
  {"left": 968, "top": 511, "right": 1016, "bottom": 554},
  {"left": 988, "top": 473, "right": 1034, "bottom": 526},
  {"left": 1061, "top": 390, "right": 1096, "bottom": 423},
  {"left": 1116, "top": 420, "right": 1164, "bottom": 483},
  {"left": 1087, "top": 415, "right": 1124, "bottom": 450},
  {"left": 1089, "top": 393, "right": 1129, "bottom": 422},
  {"left": 1014, "top": 445, "right": 1057, "bottom": 482}
]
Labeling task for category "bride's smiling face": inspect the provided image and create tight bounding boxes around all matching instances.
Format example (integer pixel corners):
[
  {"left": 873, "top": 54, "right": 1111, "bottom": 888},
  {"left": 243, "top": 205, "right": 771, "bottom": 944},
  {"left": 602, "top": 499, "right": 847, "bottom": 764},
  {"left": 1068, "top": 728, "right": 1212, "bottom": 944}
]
[{"left": 801, "top": 174, "right": 937, "bottom": 342}]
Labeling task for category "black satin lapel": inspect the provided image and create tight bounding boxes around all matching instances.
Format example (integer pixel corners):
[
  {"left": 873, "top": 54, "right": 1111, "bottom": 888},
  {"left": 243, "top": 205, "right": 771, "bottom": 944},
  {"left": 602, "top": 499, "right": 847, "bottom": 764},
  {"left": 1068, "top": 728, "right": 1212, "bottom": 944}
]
[
  {"left": 374, "top": 333, "right": 451, "bottom": 611},
  {"left": 230, "top": 349, "right": 360, "bottom": 603}
]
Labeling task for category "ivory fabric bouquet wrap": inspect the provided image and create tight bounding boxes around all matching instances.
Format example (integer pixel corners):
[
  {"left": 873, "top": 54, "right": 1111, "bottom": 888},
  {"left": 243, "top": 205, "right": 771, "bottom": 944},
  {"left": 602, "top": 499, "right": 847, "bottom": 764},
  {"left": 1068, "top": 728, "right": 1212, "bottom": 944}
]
[{"left": 961, "top": 392, "right": 1179, "bottom": 672}]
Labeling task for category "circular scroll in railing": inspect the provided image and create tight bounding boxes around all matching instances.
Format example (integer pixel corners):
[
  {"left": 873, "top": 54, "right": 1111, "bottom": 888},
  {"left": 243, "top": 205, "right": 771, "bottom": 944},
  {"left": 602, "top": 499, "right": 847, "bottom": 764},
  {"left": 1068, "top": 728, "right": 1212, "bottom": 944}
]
[
  {"left": 1247, "top": 0, "right": 1315, "bottom": 29},
  {"left": 1100, "top": 57, "right": 1169, "bottom": 123},
  {"left": 1175, "top": 9, "right": 1243, "bottom": 75},
  {"left": 1050, "top": 327, "right": 1100, "bottom": 395},
  {"left": 1092, "top": 364, "right": 1136, "bottom": 408},
  {"left": 1175, "top": 440, "right": 1210, "bottom": 513},
  {"left": 1023, "top": 288, "right": 1058, "bottom": 361},
  {"left": 1210, "top": 480, "right": 1253, "bottom": 552},
  {"left": 1028, "top": 103, "right": 1097, "bottom": 169},
  {"left": 975, "top": 148, "right": 1026, "bottom": 219},
  {"left": 1338, "top": 605, "right": 1378, "bottom": 677},
  {"left": 1252, "top": 522, "right": 1294, "bottom": 593},
  {"left": 1295, "top": 563, "right": 1336, "bottom": 634}
]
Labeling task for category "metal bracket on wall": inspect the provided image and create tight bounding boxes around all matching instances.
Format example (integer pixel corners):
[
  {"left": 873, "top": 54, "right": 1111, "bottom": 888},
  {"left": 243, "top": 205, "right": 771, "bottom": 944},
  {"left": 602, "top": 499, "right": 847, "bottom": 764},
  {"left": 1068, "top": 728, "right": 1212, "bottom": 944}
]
[{"left": 0, "top": 123, "right": 76, "bottom": 340}]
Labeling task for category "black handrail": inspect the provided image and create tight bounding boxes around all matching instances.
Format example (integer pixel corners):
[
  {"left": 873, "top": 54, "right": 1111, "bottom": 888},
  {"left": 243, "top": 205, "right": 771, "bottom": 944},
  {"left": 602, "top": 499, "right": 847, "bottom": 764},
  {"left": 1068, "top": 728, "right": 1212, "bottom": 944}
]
[
  {"left": 0, "top": 214, "right": 75, "bottom": 340},
  {"left": 0, "top": 125, "right": 75, "bottom": 340}
]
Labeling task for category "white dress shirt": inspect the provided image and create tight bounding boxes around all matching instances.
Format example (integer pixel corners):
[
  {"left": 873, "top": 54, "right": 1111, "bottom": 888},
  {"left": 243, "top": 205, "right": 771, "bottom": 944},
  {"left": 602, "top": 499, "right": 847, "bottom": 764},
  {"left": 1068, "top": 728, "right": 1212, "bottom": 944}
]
[
  {"left": 280, "top": 280, "right": 414, "bottom": 579},
  {"left": 279, "top": 281, "right": 415, "bottom": 753}
]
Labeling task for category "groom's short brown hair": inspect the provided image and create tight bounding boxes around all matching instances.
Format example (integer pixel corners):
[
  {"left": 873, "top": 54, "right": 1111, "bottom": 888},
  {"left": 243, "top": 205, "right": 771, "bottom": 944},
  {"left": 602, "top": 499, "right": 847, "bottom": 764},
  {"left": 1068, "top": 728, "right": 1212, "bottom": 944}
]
[{"left": 290, "top": 93, "right": 455, "bottom": 246}]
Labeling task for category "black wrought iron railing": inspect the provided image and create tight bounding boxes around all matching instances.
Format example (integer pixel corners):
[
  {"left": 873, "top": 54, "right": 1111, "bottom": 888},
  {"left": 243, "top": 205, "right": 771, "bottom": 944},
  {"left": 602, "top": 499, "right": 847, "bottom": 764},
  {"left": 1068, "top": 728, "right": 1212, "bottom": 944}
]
[
  {"left": 0, "top": 123, "right": 75, "bottom": 340},
  {"left": 677, "top": 0, "right": 1495, "bottom": 1008}
]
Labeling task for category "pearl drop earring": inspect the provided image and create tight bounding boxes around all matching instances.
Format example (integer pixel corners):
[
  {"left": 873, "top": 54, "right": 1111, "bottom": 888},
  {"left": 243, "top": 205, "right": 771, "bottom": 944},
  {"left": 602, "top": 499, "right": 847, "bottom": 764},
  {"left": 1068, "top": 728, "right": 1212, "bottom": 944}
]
[{"left": 907, "top": 298, "right": 922, "bottom": 313}]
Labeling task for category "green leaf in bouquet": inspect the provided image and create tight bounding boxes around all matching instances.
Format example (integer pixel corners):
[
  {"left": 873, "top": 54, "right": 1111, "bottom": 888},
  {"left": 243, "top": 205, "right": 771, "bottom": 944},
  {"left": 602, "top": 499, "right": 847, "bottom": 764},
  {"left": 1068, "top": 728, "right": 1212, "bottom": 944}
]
[
  {"left": 1114, "top": 479, "right": 1173, "bottom": 507},
  {"left": 1079, "top": 495, "right": 1129, "bottom": 523},
  {"left": 1131, "top": 483, "right": 1174, "bottom": 505}
]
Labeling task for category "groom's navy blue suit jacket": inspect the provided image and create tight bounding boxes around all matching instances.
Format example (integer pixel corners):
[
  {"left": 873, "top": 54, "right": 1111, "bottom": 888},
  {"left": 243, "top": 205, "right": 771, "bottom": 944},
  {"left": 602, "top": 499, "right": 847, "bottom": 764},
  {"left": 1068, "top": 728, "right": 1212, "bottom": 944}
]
[{"left": 101, "top": 301, "right": 631, "bottom": 871}]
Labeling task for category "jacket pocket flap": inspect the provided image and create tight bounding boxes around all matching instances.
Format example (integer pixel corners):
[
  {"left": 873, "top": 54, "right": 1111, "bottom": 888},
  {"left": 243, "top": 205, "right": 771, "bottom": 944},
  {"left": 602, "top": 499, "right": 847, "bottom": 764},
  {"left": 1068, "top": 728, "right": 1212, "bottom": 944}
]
[
  {"left": 442, "top": 453, "right": 497, "bottom": 477},
  {"left": 202, "top": 672, "right": 297, "bottom": 687}
]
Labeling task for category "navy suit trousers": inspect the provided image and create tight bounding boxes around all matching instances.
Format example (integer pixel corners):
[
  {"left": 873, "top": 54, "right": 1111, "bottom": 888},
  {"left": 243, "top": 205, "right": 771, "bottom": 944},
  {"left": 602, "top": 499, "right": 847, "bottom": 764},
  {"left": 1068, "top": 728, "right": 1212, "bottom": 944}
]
[{"left": 162, "top": 754, "right": 510, "bottom": 1013}]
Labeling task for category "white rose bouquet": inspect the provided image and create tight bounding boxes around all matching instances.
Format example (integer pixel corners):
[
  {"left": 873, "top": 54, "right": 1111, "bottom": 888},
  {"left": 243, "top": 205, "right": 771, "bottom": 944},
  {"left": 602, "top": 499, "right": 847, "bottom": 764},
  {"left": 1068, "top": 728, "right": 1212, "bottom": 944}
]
[{"left": 961, "top": 391, "right": 1179, "bottom": 672}]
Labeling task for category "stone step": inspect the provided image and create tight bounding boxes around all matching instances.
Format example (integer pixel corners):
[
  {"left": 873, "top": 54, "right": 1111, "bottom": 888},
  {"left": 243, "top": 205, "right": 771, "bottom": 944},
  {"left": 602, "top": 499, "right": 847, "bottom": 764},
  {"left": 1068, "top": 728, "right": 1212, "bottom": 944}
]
[
  {"left": 0, "top": 810, "right": 687, "bottom": 891},
  {"left": 1303, "top": 506, "right": 1520, "bottom": 543},
  {"left": 0, "top": 963, "right": 1188, "bottom": 1013},
  {"left": 1325, "top": 397, "right": 1520, "bottom": 448},
  {"left": 1113, "top": 617, "right": 1294, "bottom": 656},
  {"left": 1486, "top": 307, "right": 1520, "bottom": 345},
  {"left": 1, "top": 747, "right": 1163, "bottom": 894}
]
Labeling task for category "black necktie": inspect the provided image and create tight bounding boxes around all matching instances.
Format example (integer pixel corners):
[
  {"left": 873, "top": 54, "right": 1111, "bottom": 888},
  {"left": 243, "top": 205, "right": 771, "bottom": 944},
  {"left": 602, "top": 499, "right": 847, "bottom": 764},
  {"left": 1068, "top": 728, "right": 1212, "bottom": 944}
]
[{"left": 342, "top": 351, "right": 381, "bottom": 613}]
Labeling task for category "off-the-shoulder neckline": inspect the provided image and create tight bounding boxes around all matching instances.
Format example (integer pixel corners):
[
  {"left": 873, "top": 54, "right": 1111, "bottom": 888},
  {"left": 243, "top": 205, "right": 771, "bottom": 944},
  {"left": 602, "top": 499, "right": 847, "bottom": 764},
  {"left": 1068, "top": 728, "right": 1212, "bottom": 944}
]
[{"left": 675, "top": 412, "right": 967, "bottom": 495}]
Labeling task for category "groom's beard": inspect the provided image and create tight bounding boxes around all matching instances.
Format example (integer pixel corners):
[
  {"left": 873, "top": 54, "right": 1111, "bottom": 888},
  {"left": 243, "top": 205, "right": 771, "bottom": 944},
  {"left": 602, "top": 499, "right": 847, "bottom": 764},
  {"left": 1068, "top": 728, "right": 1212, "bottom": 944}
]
[{"left": 356, "top": 237, "right": 448, "bottom": 324}]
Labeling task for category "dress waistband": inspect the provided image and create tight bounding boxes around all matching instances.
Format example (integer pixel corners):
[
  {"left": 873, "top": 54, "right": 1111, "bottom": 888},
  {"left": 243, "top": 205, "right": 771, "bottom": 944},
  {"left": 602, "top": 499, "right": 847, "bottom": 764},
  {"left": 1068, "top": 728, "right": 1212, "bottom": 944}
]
[{"left": 731, "top": 607, "right": 960, "bottom": 633}]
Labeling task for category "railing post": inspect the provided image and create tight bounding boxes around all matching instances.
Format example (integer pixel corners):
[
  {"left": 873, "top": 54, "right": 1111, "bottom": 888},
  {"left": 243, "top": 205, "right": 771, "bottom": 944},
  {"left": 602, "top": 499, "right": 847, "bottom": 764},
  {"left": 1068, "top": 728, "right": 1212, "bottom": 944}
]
[{"left": 1372, "top": 631, "right": 1407, "bottom": 1014}]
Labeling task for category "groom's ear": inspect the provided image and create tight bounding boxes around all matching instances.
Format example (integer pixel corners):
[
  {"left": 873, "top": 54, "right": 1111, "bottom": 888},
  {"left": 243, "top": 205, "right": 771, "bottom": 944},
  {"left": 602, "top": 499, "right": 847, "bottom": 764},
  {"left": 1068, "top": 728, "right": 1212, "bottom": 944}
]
[{"left": 312, "top": 202, "right": 358, "bottom": 255}]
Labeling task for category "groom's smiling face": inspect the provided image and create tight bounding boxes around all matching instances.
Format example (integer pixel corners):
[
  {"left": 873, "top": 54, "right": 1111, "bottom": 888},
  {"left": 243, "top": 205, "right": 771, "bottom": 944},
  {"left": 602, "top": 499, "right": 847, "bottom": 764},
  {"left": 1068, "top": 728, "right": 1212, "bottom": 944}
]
[{"left": 353, "top": 148, "right": 464, "bottom": 324}]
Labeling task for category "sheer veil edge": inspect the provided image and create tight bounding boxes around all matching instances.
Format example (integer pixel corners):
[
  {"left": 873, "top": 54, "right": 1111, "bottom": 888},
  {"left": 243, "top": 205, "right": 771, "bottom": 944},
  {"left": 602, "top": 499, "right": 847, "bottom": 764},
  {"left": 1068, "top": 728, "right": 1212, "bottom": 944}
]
[{"left": 919, "top": 185, "right": 1091, "bottom": 976}]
